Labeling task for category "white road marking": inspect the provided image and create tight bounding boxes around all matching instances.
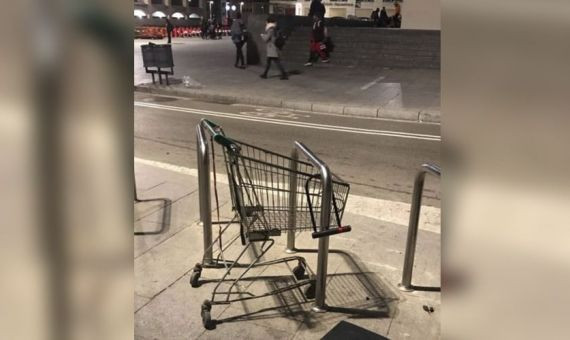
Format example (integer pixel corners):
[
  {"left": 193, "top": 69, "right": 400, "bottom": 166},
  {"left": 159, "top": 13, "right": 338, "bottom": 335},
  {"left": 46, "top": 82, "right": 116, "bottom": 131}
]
[
  {"left": 135, "top": 157, "right": 441, "bottom": 234},
  {"left": 135, "top": 101, "right": 440, "bottom": 142},
  {"left": 360, "top": 76, "right": 386, "bottom": 90},
  {"left": 238, "top": 108, "right": 311, "bottom": 120},
  {"left": 135, "top": 157, "right": 199, "bottom": 177}
]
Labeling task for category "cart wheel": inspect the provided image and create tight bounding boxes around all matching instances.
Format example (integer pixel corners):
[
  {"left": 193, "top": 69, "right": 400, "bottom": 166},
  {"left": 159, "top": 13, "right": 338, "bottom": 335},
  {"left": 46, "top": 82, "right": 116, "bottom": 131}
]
[
  {"left": 190, "top": 263, "right": 202, "bottom": 288},
  {"left": 201, "top": 300, "right": 215, "bottom": 330},
  {"left": 305, "top": 280, "right": 316, "bottom": 300},
  {"left": 292, "top": 264, "right": 305, "bottom": 280}
]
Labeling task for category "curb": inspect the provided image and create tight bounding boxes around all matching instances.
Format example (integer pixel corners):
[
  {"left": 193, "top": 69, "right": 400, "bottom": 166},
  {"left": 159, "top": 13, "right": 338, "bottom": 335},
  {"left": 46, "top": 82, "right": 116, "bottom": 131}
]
[{"left": 134, "top": 85, "right": 440, "bottom": 124}]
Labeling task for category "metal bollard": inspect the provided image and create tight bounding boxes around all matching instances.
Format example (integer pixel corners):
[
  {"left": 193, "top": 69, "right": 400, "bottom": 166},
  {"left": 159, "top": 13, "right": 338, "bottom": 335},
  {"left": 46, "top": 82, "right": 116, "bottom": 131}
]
[
  {"left": 197, "top": 124, "right": 214, "bottom": 265},
  {"left": 286, "top": 148, "right": 298, "bottom": 254},
  {"left": 294, "top": 141, "right": 332, "bottom": 313},
  {"left": 313, "top": 166, "right": 332, "bottom": 312},
  {"left": 134, "top": 175, "right": 140, "bottom": 202},
  {"left": 399, "top": 163, "right": 440, "bottom": 292}
]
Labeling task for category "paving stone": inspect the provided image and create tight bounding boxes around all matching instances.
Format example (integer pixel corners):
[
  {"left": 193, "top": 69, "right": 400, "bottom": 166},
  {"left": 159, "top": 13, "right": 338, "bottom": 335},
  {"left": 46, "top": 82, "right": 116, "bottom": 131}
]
[
  {"left": 134, "top": 156, "right": 440, "bottom": 339},
  {"left": 311, "top": 103, "right": 344, "bottom": 115},
  {"left": 134, "top": 38, "right": 440, "bottom": 122},
  {"left": 343, "top": 106, "right": 379, "bottom": 118},
  {"left": 282, "top": 101, "right": 313, "bottom": 111}
]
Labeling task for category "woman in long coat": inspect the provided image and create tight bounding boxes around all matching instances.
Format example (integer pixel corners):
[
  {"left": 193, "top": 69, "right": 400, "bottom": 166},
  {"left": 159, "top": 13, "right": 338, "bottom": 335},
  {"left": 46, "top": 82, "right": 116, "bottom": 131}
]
[{"left": 259, "top": 16, "right": 288, "bottom": 80}]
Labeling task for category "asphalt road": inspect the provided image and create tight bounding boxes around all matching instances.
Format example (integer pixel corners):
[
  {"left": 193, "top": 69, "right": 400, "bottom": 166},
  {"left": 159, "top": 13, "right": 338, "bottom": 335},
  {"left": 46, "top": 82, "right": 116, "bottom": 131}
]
[{"left": 134, "top": 92, "right": 441, "bottom": 206}]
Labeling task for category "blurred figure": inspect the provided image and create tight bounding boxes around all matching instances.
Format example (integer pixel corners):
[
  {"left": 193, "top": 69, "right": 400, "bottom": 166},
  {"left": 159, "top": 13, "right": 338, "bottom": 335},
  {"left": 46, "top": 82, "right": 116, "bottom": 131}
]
[
  {"left": 390, "top": 3, "right": 402, "bottom": 28},
  {"left": 260, "top": 16, "right": 288, "bottom": 80},
  {"left": 165, "top": 18, "right": 174, "bottom": 43},
  {"left": 208, "top": 19, "right": 217, "bottom": 39},
  {"left": 304, "top": 15, "right": 329, "bottom": 66},
  {"left": 371, "top": 8, "right": 380, "bottom": 27},
  {"left": 231, "top": 13, "right": 246, "bottom": 69},
  {"left": 201, "top": 18, "right": 208, "bottom": 39},
  {"left": 379, "top": 7, "right": 389, "bottom": 27},
  {"left": 308, "top": 0, "right": 326, "bottom": 20}
]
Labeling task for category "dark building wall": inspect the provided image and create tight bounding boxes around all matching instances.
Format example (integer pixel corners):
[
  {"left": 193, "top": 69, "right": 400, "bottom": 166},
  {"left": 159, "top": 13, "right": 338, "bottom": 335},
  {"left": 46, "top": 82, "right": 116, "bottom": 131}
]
[{"left": 245, "top": 14, "right": 440, "bottom": 69}]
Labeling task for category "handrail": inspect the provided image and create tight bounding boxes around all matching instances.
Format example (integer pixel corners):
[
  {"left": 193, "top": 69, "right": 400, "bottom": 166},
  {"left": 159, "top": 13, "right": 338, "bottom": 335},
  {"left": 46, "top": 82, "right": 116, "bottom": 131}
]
[{"left": 398, "top": 163, "right": 441, "bottom": 292}]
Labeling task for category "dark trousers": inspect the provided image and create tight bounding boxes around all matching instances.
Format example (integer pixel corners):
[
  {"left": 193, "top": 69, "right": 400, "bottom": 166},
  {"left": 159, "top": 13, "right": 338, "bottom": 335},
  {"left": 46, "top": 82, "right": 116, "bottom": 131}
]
[
  {"left": 167, "top": 32, "right": 172, "bottom": 44},
  {"left": 234, "top": 41, "right": 245, "bottom": 66},
  {"left": 262, "top": 57, "right": 286, "bottom": 76}
]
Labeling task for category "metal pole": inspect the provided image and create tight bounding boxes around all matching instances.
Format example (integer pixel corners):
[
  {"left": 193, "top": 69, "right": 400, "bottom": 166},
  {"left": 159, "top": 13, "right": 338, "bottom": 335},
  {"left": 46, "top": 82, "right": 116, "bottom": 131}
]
[
  {"left": 134, "top": 174, "right": 140, "bottom": 202},
  {"left": 294, "top": 141, "right": 332, "bottom": 313},
  {"left": 313, "top": 166, "right": 332, "bottom": 312},
  {"left": 399, "top": 163, "right": 440, "bottom": 292},
  {"left": 286, "top": 148, "right": 298, "bottom": 254},
  {"left": 197, "top": 124, "right": 214, "bottom": 265}
]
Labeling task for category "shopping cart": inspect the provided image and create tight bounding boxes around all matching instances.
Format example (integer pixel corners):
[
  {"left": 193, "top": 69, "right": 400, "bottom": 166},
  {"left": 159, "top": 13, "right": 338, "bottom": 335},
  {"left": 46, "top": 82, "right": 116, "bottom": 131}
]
[{"left": 192, "top": 119, "right": 352, "bottom": 329}]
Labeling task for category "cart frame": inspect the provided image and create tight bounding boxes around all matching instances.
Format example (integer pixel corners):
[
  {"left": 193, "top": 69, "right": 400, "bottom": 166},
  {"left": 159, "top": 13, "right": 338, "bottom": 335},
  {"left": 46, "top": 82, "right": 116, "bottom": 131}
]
[{"left": 195, "top": 119, "right": 351, "bottom": 322}]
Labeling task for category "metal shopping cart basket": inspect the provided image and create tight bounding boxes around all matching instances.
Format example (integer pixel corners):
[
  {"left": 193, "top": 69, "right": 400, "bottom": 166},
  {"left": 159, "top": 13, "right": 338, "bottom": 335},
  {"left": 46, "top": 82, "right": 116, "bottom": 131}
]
[{"left": 192, "top": 119, "right": 351, "bottom": 329}]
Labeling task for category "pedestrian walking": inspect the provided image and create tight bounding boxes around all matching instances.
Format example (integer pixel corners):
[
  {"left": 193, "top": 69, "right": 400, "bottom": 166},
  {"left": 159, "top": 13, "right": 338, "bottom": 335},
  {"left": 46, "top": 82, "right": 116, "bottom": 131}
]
[
  {"left": 201, "top": 18, "right": 208, "bottom": 39},
  {"left": 308, "top": 0, "right": 326, "bottom": 19},
  {"left": 165, "top": 18, "right": 174, "bottom": 44},
  {"left": 304, "top": 15, "right": 329, "bottom": 66},
  {"left": 207, "top": 19, "right": 216, "bottom": 39},
  {"left": 231, "top": 13, "right": 247, "bottom": 69},
  {"left": 260, "top": 16, "right": 288, "bottom": 80},
  {"left": 390, "top": 3, "right": 402, "bottom": 28},
  {"left": 371, "top": 8, "right": 380, "bottom": 27},
  {"left": 379, "top": 7, "right": 389, "bottom": 28}
]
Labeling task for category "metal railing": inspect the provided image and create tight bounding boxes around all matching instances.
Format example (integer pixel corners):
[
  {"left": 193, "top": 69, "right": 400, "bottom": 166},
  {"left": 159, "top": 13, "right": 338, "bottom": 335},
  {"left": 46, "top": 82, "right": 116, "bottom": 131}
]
[{"left": 398, "top": 163, "right": 440, "bottom": 292}]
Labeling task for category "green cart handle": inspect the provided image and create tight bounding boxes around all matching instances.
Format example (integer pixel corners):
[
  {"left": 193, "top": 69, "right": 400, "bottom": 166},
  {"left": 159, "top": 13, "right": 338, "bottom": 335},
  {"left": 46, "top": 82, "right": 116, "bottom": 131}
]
[
  {"left": 201, "top": 119, "right": 221, "bottom": 136},
  {"left": 200, "top": 119, "right": 240, "bottom": 151}
]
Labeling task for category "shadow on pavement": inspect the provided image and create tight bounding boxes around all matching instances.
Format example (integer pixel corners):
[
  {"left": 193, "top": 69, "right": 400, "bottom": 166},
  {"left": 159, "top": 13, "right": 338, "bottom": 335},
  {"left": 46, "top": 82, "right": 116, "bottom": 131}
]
[
  {"left": 323, "top": 320, "right": 390, "bottom": 340},
  {"left": 134, "top": 198, "right": 172, "bottom": 235},
  {"left": 407, "top": 285, "right": 441, "bottom": 292},
  {"left": 212, "top": 248, "right": 399, "bottom": 329}
]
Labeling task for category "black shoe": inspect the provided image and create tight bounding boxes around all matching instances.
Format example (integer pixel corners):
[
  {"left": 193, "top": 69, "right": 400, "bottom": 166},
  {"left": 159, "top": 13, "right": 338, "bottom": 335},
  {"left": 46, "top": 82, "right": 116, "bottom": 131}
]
[
  {"left": 280, "top": 75, "right": 289, "bottom": 80},
  {"left": 260, "top": 74, "right": 267, "bottom": 79}
]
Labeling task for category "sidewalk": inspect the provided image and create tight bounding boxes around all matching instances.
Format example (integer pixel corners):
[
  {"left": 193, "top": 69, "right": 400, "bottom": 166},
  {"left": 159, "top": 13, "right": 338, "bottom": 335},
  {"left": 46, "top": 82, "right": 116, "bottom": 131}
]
[
  {"left": 134, "top": 38, "right": 440, "bottom": 123},
  {"left": 134, "top": 157, "right": 441, "bottom": 339}
]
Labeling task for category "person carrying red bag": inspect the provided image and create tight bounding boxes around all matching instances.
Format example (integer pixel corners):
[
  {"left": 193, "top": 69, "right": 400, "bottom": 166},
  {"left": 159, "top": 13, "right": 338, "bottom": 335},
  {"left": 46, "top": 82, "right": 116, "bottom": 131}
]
[{"left": 304, "top": 15, "right": 329, "bottom": 67}]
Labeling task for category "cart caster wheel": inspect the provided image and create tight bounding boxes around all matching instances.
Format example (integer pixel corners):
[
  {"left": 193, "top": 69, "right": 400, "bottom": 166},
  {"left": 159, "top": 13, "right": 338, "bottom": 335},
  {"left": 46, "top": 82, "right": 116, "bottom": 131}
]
[
  {"left": 305, "top": 280, "right": 316, "bottom": 300},
  {"left": 292, "top": 264, "right": 305, "bottom": 280},
  {"left": 190, "top": 263, "right": 202, "bottom": 288},
  {"left": 201, "top": 300, "right": 215, "bottom": 330}
]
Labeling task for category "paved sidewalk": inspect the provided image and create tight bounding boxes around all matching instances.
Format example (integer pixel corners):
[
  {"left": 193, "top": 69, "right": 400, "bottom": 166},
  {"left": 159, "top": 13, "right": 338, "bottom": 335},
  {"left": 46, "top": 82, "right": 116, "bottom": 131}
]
[
  {"left": 134, "top": 38, "right": 440, "bottom": 122},
  {"left": 134, "top": 157, "right": 441, "bottom": 339}
]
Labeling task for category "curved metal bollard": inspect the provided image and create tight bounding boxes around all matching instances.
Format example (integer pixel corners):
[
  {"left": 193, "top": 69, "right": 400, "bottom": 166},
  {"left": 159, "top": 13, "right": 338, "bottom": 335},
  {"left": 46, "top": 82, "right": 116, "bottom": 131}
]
[
  {"left": 398, "top": 163, "right": 441, "bottom": 292},
  {"left": 196, "top": 123, "right": 214, "bottom": 265}
]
